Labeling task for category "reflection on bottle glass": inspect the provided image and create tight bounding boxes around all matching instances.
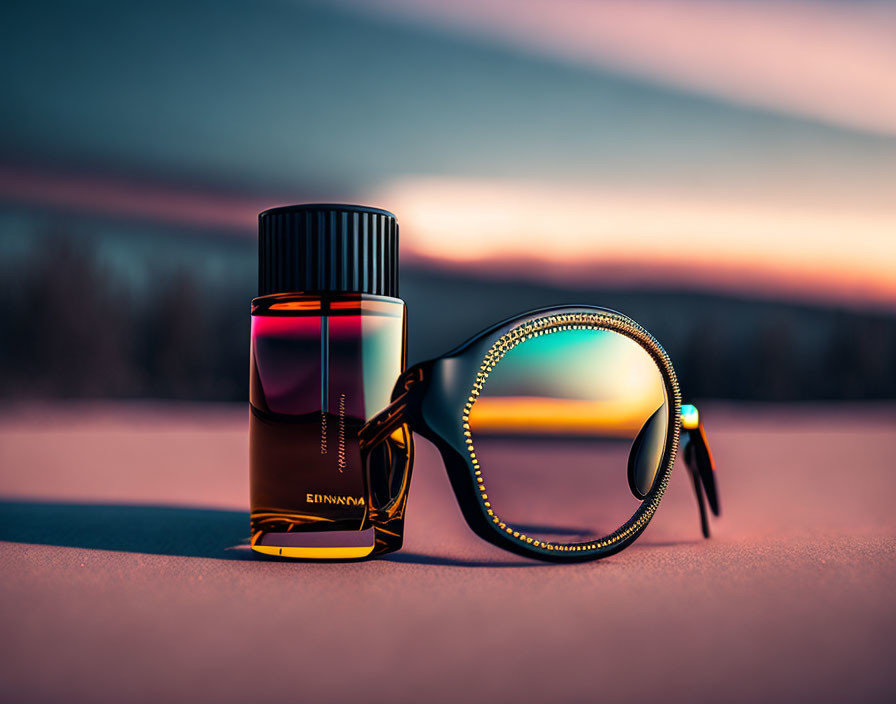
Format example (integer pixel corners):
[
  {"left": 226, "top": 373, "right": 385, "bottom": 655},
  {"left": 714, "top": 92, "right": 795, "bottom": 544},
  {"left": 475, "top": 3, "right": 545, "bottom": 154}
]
[{"left": 249, "top": 205, "right": 406, "bottom": 559}]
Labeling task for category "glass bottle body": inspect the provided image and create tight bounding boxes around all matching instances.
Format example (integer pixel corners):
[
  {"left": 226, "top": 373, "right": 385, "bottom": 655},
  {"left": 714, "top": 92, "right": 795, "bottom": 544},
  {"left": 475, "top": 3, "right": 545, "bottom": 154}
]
[{"left": 249, "top": 292, "right": 406, "bottom": 558}]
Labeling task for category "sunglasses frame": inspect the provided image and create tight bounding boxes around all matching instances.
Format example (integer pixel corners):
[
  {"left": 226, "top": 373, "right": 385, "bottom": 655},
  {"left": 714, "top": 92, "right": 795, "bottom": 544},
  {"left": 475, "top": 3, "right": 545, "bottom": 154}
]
[{"left": 360, "top": 305, "right": 709, "bottom": 563}]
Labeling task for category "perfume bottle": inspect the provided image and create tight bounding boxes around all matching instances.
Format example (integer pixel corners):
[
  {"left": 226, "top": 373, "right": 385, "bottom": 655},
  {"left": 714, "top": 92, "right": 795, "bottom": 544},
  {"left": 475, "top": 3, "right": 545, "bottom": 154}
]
[{"left": 249, "top": 204, "right": 407, "bottom": 559}]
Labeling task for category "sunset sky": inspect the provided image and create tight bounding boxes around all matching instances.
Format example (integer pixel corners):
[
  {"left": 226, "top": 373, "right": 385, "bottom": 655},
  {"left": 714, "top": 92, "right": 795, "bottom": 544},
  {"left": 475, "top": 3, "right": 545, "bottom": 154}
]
[{"left": 1, "top": 0, "right": 894, "bottom": 308}]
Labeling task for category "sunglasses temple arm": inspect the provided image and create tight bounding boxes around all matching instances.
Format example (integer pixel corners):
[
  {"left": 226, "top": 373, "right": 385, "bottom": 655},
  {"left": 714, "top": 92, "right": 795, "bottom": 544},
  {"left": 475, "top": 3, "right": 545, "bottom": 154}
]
[
  {"left": 679, "top": 405, "right": 721, "bottom": 539},
  {"left": 358, "top": 392, "right": 415, "bottom": 556},
  {"left": 359, "top": 362, "right": 430, "bottom": 451},
  {"left": 685, "top": 452, "right": 711, "bottom": 538},
  {"left": 359, "top": 391, "right": 411, "bottom": 452}
]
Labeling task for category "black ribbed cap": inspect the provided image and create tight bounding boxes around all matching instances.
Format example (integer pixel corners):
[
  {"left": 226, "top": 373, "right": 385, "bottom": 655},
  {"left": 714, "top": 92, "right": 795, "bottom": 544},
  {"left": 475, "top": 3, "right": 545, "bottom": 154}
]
[{"left": 258, "top": 203, "right": 399, "bottom": 297}]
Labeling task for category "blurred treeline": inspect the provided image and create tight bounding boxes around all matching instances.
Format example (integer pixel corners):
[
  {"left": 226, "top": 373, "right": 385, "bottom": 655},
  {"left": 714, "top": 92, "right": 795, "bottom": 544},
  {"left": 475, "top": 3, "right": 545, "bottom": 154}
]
[
  {"left": 1, "top": 228, "right": 894, "bottom": 402},
  {"left": 0, "top": 232, "right": 248, "bottom": 400}
]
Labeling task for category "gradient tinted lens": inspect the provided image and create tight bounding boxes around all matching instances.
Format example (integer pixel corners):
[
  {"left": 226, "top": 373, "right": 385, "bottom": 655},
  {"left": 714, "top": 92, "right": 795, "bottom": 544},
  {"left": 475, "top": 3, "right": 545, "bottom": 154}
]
[{"left": 468, "top": 326, "right": 669, "bottom": 546}]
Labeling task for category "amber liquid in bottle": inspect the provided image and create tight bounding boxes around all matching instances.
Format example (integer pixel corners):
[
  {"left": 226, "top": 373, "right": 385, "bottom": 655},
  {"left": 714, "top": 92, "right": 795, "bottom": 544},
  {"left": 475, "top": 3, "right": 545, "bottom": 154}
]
[{"left": 249, "top": 292, "right": 406, "bottom": 558}]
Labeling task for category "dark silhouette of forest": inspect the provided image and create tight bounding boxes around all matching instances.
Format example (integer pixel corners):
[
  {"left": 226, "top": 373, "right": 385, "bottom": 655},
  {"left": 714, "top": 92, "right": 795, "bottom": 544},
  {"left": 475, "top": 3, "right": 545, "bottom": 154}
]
[{"left": 1, "top": 231, "right": 894, "bottom": 402}]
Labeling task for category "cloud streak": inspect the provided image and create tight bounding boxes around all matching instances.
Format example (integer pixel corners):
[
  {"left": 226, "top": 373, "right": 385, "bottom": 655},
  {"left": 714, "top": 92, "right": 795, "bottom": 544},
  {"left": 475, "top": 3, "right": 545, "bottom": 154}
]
[{"left": 341, "top": 0, "right": 896, "bottom": 135}]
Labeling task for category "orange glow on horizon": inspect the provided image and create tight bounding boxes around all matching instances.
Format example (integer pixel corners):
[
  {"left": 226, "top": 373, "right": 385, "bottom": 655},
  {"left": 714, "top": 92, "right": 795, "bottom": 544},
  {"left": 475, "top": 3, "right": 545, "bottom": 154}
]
[
  {"left": 3, "top": 165, "right": 894, "bottom": 310},
  {"left": 372, "top": 176, "right": 896, "bottom": 309},
  {"left": 468, "top": 396, "right": 657, "bottom": 437}
]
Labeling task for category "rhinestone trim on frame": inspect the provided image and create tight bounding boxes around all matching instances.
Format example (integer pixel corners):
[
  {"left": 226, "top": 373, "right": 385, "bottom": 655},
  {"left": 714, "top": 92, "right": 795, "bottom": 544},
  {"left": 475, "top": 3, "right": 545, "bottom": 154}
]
[{"left": 461, "top": 311, "right": 682, "bottom": 555}]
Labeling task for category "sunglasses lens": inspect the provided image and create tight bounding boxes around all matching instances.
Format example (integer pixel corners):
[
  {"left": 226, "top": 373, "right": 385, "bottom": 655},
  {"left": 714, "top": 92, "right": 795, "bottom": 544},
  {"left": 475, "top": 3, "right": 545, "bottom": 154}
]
[{"left": 467, "top": 327, "right": 669, "bottom": 546}]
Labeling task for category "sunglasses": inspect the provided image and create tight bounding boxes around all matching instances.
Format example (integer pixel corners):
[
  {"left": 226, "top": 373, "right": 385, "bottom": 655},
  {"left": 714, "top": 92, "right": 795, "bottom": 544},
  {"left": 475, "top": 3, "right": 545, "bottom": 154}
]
[{"left": 360, "top": 306, "right": 719, "bottom": 562}]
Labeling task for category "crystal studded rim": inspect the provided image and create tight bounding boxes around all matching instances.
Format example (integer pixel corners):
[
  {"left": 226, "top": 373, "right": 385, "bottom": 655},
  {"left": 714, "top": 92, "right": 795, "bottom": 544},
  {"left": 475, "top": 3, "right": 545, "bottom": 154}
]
[{"left": 460, "top": 310, "right": 682, "bottom": 556}]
